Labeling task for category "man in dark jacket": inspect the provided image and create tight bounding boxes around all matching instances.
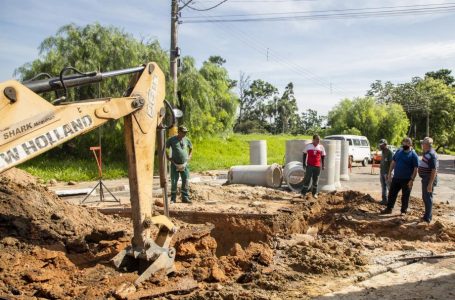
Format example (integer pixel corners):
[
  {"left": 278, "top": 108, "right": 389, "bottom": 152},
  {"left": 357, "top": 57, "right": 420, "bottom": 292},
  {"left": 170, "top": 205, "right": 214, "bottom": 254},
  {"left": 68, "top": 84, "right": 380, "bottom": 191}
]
[{"left": 378, "top": 139, "right": 393, "bottom": 205}]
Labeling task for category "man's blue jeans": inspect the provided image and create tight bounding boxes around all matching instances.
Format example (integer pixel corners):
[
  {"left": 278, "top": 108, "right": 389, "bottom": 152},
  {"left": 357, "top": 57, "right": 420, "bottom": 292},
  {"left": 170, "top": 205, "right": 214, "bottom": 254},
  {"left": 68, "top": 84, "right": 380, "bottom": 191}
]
[
  {"left": 380, "top": 173, "right": 388, "bottom": 203},
  {"left": 421, "top": 176, "right": 434, "bottom": 222}
]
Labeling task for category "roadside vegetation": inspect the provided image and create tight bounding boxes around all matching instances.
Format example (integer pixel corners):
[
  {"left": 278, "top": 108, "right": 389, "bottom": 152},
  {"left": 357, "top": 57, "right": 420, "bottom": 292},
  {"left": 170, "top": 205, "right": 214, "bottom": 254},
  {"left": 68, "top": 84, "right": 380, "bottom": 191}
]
[
  {"left": 14, "top": 23, "right": 455, "bottom": 181},
  {"left": 19, "top": 134, "right": 311, "bottom": 182}
]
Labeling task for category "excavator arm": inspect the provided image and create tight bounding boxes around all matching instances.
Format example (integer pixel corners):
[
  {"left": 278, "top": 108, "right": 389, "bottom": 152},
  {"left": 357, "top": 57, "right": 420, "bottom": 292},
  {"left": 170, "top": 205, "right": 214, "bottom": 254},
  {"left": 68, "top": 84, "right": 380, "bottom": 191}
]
[{"left": 0, "top": 62, "right": 177, "bottom": 285}]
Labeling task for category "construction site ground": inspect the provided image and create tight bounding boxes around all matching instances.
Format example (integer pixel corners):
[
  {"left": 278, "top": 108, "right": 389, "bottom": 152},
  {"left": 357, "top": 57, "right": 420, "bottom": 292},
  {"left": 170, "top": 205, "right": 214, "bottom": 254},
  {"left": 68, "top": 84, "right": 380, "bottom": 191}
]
[{"left": 0, "top": 155, "right": 454, "bottom": 299}]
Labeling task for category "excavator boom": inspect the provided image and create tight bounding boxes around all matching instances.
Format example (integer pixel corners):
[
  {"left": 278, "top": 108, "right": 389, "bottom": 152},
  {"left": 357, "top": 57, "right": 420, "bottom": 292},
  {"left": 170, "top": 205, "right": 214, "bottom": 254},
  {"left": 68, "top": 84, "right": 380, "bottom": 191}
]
[{"left": 0, "top": 62, "right": 176, "bottom": 285}]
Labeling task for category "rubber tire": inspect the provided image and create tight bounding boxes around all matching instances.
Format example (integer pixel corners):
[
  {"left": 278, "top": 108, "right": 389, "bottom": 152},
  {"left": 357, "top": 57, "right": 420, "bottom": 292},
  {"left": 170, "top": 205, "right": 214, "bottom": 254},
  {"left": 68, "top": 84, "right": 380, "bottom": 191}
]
[{"left": 362, "top": 157, "right": 368, "bottom": 167}]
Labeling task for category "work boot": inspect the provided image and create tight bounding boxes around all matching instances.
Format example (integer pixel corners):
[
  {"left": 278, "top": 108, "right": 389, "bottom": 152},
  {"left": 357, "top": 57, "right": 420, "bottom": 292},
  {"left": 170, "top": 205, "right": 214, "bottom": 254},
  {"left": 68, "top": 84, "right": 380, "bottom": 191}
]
[
  {"left": 380, "top": 208, "right": 392, "bottom": 214},
  {"left": 379, "top": 200, "right": 388, "bottom": 206},
  {"left": 400, "top": 210, "right": 408, "bottom": 215},
  {"left": 182, "top": 198, "right": 192, "bottom": 204},
  {"left": 312, "top": 193, "right": 319, "bottom": 199}
]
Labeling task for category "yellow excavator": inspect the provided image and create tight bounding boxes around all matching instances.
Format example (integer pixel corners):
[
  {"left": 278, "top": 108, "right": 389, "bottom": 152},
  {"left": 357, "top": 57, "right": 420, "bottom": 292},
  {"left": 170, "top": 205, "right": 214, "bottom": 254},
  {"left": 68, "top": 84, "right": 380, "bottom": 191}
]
[{"left": 0, "top": 62, "right": 177, "bottom": 285}]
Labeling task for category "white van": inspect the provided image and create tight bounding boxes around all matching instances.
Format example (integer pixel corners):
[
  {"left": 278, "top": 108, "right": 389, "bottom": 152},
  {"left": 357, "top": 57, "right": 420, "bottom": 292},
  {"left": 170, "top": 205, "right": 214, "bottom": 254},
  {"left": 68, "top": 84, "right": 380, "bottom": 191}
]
[{"left": 324, "top": 135, "right": 371, "bottom": 166}]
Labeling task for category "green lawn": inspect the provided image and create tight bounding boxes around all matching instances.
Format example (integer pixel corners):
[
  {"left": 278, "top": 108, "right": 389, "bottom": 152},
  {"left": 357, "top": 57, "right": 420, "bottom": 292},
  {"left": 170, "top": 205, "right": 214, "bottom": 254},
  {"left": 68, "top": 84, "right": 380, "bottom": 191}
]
[
  {"left": 190, "top": 134, "right": 311, "bottom": 171},
  {"left": 20, "top": 158, "right": 128, "bottom": 182},
  {"left": 19, "top": 134, "right": 311, "bottom": 182}
]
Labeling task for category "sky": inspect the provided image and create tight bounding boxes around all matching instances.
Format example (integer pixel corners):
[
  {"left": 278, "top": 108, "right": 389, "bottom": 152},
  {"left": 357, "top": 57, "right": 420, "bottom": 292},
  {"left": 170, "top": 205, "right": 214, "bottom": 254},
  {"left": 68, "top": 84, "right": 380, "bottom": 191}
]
[{"left": 1, "top": 0, "right": 454, "bottom": 115}]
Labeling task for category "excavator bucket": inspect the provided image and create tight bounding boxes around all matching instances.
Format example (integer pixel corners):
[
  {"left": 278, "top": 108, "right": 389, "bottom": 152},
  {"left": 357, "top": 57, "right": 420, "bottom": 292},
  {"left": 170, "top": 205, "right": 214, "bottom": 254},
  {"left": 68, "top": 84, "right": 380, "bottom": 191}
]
[{"left": 112, "top": 215, "right": 177, "bottom": 285}]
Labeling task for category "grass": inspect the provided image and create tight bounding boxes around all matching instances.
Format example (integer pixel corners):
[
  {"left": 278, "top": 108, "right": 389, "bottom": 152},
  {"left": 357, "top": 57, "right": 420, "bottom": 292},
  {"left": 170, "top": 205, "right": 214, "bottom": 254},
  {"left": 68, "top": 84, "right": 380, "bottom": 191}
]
[
  {"left": 190, "top": 133, "right": 311, "bottom": 171},
  {"left": 20, "top": 158, "right": 127, "bottom": 182},
  {"left": 19, "top": 134, "right": 311, "bottom": 182}
]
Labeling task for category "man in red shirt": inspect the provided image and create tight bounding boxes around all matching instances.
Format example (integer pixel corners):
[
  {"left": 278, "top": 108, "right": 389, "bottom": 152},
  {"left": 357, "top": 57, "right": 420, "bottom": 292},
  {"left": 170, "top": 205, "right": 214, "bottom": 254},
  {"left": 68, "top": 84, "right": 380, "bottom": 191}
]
[{"left": 301, "top": 134, "right": 326, "bottom": 198}]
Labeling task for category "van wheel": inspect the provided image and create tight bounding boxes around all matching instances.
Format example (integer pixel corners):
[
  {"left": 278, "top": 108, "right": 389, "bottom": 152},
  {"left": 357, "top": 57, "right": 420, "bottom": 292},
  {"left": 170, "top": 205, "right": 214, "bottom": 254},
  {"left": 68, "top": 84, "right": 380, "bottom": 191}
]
[{"left": 362, "top": 157, "right": 368, "bottom": 167}]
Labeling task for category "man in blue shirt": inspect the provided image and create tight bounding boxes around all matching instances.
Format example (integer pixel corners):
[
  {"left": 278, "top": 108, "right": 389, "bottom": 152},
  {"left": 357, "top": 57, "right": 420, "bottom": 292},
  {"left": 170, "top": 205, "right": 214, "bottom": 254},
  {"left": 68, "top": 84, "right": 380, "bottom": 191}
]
[
  {"left": 381, "top": 137, "right": 419, "bottom": 215},
  {"left": 418, "top": 137, "right": 438, "bottom": 223}
]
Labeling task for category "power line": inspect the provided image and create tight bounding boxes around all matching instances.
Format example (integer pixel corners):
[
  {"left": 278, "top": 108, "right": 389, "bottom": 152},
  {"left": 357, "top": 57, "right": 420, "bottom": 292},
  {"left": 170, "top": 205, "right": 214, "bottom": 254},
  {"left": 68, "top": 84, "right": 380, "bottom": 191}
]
[
  {"left": 202, "top": 0, "right": 317, "bottom": 2},
  {"left": 212, "top": 17, "right": 348, "bottom": 94},
  {"left": 183, "top": 9, "right": 347, "bottom": 96},
  {"left": 182, "top": 4, "right": 455, "bottom": 23},
  {"left": 184, "top": 0, "right": 228, "bottom": 11},
  {"left": 183, "top": 2, "right": 455, "bottom": 18}
]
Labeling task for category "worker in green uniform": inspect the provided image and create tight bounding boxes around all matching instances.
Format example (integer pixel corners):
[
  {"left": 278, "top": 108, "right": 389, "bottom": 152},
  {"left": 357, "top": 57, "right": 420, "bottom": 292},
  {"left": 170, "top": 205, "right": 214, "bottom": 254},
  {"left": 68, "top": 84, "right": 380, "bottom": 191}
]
[{"left": 166, "top": 125, "right": 193, "bottom": 204}]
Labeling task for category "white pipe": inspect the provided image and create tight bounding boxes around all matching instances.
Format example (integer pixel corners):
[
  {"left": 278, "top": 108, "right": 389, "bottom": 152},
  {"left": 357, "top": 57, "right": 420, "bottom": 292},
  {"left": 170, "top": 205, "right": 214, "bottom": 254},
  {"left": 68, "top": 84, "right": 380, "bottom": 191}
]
[
  {"left": 228, "top": 163, "right": 282, "bottom": 188},
  {"left": 340, "top": 140, "right": 350, "bottom": 181},
  {"left": 249, "top": 140, "right": 267, "bottom": 165},
  {"left": 285, "top": 140, "right": 311, "bottom": 164},
  {"left": 334, "top": 140, "right": 341, "bottom": 188},
  {"left": 283, "top": 161, "right": 305, "bottom": 193},
  {"left": 319, "top": 140, "right": 336, "bottom": 192}
]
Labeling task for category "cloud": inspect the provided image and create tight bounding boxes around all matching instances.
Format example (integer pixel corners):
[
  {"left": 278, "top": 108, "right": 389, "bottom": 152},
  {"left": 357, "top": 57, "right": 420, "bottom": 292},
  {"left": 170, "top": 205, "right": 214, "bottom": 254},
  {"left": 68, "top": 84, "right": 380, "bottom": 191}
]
[{"left": 1, "top": 0, "right": 454, "bottom": 115}]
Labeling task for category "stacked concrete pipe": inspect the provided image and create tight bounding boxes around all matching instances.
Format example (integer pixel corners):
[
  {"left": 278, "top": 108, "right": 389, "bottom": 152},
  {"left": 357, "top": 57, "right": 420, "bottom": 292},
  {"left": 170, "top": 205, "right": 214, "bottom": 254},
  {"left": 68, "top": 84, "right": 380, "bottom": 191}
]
[
  {"left": 285, "top": 139, "right": 312, "bottom": 164},
  {"left": 340, "top": 140, "right": 350, "bottom": 181},
  {"left": 228, "top": 163, "right": 282, "bottom": 188},
  {"left": 249, "top": 140, "right": 267, "bottom": 165},
  {"left": 334, "top": 140, "right": 341, "bottom": 188},
  {"left": 283, "top": 161, "right": 305, "bottom": 192},
  {"left": 318, "top": 139, "right": 336, "bottom": 192}
]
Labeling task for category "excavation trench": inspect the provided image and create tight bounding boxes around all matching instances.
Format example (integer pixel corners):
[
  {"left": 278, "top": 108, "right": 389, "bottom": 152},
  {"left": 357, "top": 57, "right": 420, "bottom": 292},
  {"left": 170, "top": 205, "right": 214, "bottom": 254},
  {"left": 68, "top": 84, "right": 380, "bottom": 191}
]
[
  {"left": 168, "top": 211, "right": 276, "bottom": 256},
  {"left": 98, "top": 190, "right": 455, "bottom": 259},
  {"left": 98, "top": 208, "right": 280, "bottom": 256}
]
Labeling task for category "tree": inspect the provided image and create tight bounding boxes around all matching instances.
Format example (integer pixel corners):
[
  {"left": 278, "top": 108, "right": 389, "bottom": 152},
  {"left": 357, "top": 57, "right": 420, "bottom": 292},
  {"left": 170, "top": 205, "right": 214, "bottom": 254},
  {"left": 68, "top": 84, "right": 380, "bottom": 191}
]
[
  {"left": 298, "top": 109, "right": 325, "bottom": 134},
  {"left": 207, "top": 55, "right": 226, "bottom": 66},
  {"left": 199, "top": 58, "right": 238, "bottom": 135},
  {"left": 15, "top": 23, "right": 239, "bottom": 157},
  {"left": 366, "top": 74, "right": 455, "bottom": 147},
  {"left": 425, "top": 69, "right": 454, "bottom": 87},
  {"left": 235, "top": 79, "right": 278, "bottom": 133},
  {"left": 415, "top": 77, "right": 455, "bottom": 146},
  {"left": 327, "top": 97, "right": 409, "bottom": 145},
  {"left": 15, "top": 23, "right": 169, "bottom": 158},
  {"left": 275, "top": 83, "right": 299, "bottom": 134},
  {"left": 366, "top": 80, "right": 395, "bottom": 104}
]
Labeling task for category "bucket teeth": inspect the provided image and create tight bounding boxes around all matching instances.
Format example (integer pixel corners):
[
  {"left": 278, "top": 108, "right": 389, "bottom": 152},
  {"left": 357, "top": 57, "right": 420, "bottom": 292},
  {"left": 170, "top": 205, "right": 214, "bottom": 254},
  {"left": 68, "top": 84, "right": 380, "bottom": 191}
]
[
  {"left": 134, "top": 248, "right": 176, "bottom": 285},
  {"left": 111, "top": 215, "right": 177, "bottom": 284}
]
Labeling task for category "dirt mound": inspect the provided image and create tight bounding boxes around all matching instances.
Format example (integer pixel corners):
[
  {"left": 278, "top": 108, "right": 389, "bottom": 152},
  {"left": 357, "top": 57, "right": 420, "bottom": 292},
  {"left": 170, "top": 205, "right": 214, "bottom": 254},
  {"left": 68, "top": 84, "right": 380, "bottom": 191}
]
[
  {"left": 302, "top": 190, "right": 455, "bottom": 243},
  {"left": 1, "top": 170, "right": 455, "bottom": 299},
  {"left": 0, "top": 168, "right": 130, "bottom": 250},
  {"left": 286, "top": 238, "right": 367, "bottom": 275}
]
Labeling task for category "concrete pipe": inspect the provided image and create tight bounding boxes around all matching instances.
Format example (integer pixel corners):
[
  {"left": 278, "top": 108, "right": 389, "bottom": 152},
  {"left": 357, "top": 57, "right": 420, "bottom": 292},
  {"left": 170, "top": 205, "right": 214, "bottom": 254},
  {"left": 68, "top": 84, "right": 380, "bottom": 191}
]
[
  {"left": 285, "top": 140, "right": 312, "bottom": 164},
  {"left": 284, "top": 161, "right": 305, "bottom": 193},
  {"left": 318, "top": 140, "right": 336, "bottom": 192},
  {"left": 334, "top": 140, "right": 341, "bottom": 188},
  {"left": 340, "top": 140, "right": 350, "bottom": 181},
  {"left": 249, "top": 140, "right": 267, "bottom": 165},
  {"left": 228, "top": 163, "right": 282, "bottom": 188}
]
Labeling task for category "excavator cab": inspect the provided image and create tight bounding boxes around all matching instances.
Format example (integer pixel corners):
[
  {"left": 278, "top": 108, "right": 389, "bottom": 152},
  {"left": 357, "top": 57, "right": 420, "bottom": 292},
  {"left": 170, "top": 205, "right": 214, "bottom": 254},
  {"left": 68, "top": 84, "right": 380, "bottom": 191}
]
[{"left": 0, "top": 62, "right": 177, "bottom": 285}]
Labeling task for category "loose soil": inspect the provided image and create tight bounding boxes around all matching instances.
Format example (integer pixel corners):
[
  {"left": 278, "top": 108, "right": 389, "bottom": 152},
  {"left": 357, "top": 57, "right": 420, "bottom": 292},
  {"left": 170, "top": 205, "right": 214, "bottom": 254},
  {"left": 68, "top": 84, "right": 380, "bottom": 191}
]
[{"left": 1, "top": 168, "right": 454, "bottom": 299}]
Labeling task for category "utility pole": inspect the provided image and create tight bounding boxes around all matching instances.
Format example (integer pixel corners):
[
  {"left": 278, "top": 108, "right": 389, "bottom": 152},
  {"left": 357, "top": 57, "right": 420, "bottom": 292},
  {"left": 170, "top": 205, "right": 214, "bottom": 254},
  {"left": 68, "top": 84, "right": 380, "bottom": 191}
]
[{"left": 170, "top": 0, "right": 179, "bottom": 102}]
